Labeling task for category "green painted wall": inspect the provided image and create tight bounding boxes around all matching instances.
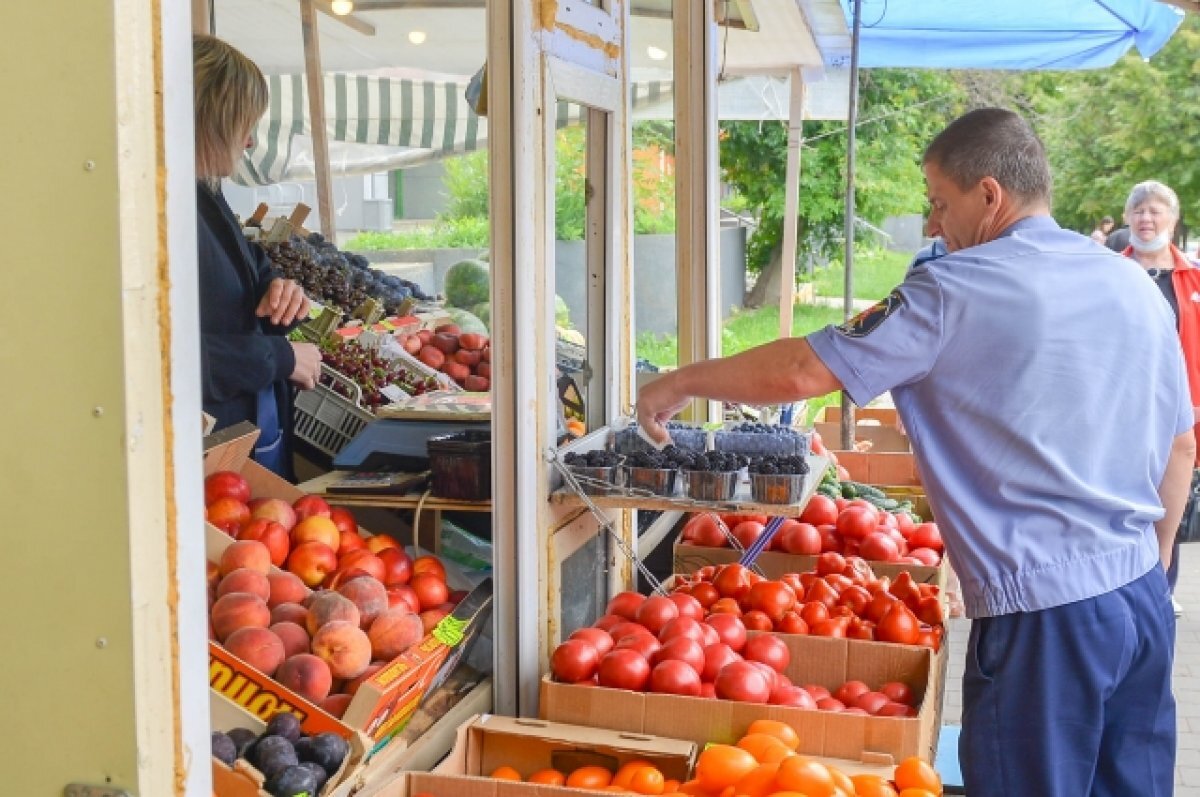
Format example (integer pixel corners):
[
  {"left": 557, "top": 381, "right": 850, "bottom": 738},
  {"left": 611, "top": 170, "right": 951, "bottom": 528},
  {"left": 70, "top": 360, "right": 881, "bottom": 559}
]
[{"left": 0, "top": 3, "right": 141, "bottom": 792}]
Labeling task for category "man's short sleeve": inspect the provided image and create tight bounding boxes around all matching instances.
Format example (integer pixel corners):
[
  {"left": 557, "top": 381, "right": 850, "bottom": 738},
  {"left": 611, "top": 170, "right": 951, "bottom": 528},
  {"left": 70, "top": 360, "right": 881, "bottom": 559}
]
[{"left": 807, "top": 269, "right": 944, "bottom": 407}]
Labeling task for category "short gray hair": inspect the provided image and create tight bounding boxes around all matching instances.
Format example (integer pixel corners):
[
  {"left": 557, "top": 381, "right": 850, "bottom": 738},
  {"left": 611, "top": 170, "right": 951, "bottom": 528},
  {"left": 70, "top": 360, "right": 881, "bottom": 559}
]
[
  {"left": 923, "top": 108, "right": 1052, "bottom": 206},
  {"left": 1124, "top": 181, "right": 1179, "bottom": 219}
]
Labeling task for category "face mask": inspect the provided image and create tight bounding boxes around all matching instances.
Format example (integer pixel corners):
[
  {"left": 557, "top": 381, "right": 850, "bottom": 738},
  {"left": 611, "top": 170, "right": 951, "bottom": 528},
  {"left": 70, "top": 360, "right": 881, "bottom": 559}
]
[{"left": 1130, "top": 229, "right": 1171, "bottom": 253}]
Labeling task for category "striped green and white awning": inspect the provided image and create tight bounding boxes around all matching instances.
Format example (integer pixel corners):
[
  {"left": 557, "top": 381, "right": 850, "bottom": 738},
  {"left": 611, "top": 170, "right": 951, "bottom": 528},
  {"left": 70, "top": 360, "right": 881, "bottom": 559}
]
[{"left": 234, "top": 73, "right": 673, "bottom": 186}]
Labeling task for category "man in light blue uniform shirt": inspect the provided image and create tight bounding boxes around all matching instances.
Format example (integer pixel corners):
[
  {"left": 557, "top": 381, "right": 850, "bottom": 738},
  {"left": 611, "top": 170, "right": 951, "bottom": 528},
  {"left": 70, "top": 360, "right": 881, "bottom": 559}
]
[{"left": 636, "top": 109, "right": 1195, "bottom": 796}]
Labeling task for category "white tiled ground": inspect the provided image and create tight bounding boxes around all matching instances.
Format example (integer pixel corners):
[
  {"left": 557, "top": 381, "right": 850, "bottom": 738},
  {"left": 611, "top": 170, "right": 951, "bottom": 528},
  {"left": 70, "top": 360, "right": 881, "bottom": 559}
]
[{"left": 940, "top": 552, "right": 1200, "bottom": 794}]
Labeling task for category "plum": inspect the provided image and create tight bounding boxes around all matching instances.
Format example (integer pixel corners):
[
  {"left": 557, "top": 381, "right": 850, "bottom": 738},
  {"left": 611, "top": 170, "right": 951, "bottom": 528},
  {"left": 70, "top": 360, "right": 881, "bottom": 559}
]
[
  {"left": 303, "top": 732, "right": 349, "bottom": 775},
  {"left": 249, "top": 735, "right": 298, "bottom": 780},
  {"left": 265, "top": 711, "right": 302, "bottom": 743},
  {"left": 210, "top": 732, "right": 236, "bottom": 767},
  {"left": 227, "top": 727, "right": 257, "bottom": 759},
  {"left": 266, "top": 764, "right": 320, "bottom": 797},
  {"left": 298, "top": 761, "right": 329, "bottom": 792}
]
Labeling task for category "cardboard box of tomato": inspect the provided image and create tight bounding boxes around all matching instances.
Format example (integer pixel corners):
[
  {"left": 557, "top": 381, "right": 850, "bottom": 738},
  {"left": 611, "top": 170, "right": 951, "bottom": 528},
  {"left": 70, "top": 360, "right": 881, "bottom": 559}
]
[
  {"left": 204, "top": 425, "right": 494, "bottom": 756},
  {"left": 540, "top": 631, "right": 946, "bottom": 765}
]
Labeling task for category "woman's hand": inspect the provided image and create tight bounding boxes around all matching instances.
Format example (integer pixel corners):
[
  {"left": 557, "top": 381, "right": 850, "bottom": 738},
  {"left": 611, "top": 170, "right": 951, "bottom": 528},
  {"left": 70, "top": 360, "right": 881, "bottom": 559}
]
[
  {"left": 288, "top": 341, "right": 322, "bottom": 390},
  {"left": 257, "top": 278, "right": 311, "bottom": 326}
]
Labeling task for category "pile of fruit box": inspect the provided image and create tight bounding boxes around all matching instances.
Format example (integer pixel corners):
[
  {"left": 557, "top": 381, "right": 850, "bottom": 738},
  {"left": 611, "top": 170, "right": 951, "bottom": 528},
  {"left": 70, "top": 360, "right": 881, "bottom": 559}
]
[
  {"left": 204, "top": 424, "right": 493, "bottom": 765},
  {"left": 816, "top": 407, "right": 922, "bottom": 487},
  {"left": 539, "top": 631, "right": 946, "bottom": 766},
  {"left": 358, "top": 714, "right": 696, "bottom": 797}
]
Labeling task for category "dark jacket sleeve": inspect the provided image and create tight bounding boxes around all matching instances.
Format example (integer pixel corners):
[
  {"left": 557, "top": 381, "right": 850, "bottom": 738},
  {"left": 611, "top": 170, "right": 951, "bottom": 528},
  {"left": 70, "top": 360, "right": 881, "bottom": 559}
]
[
  {"left": 201, "top": 332, "right": 295, "bottom": 405},
  {"left": 250, "top": 238, "right": 307, "bottom": 337}
]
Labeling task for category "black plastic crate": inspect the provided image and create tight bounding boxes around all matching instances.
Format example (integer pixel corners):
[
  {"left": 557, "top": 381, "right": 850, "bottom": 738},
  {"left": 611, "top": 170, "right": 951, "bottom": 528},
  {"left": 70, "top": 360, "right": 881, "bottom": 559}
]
[{"left": 427, "top": 430, "right": 492, "bottom": 501}]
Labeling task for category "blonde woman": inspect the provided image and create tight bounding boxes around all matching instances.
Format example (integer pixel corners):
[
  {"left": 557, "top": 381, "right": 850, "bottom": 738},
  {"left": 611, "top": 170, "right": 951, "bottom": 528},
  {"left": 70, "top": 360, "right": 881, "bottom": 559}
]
[
  {"left": 1121, "top": 180, "right": 1200, "bottom": 615},
  {"left": 194, "top": 35, "right": 320, "bottom": 478}
]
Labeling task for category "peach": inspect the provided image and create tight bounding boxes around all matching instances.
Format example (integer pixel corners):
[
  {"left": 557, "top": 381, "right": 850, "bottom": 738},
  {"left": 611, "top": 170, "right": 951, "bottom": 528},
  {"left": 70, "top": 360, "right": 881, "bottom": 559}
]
[
  {"left": 377, "top": 548, "right": 413, "bottom": 587},
  {"left": 292, "top": 516, "right": 340, "bottom": 551},
  {"left": 270, "top": 602, "right": 309, "bottom": 627},
  {"left": 368, "top": 608, "right": 425, "bottom": 660},
  {"left": 338, "top": 529, "right": 368, "bottom": 555},
  {"left": 270, "top": 621, "right": 311, "bottom": 659},
  {"left": 206, "top": 497, "right": 251, "bottom": 535},
  {"left": 306, "top": 591, "right": 361, "bottom": 636},
  {"left": 419, "top": 608, "right": 450, "bottom": 634},
  {"left": 338, "top": 550, "right": 386, "bottom": 584},
  {"left": 267, "top": 571, "right": 310, "bottom": 608},
  {"left": 345, "top": 662, "right": 384, "bottom": 696},
  {"left": 206, "top": 560, "right": 221, "bottom": 590},
  {"left": 338, "top": 576, "right": 389, "bottom": 628},
  {"left": 311, "top": 620, "right": 373, "bottom": 679},
  {"left": 211, "top": 592, "right": 271, "bottom": 642},
  {"left": 238, "top": 518, "right": 290, "bottom": 567},
  {"left": 320, "top": 693, "right": 353, "bottom": 719},
  {"left": 224, "top": 627, "right": 286, "bottom": 677},
  {"left": 275, "top": 653, "right": 333, "bottom": 704},
  {"left": 365, "top": 534, "right": 402, "bottom": 555},
  {"left": 219, "top": 540, "right": 271, "bottom": 578},
  {"left": 286, "top": 541, "right": 338, "bottom": 587},
  {"left": 293, "top": 494, "right": 332, "bottom": 522},
  {"left": 217, "top": 568, "right": 271, "bottom": 602},
  {"left": 250, "top": 497, "right": 298, "bottom": 532}
]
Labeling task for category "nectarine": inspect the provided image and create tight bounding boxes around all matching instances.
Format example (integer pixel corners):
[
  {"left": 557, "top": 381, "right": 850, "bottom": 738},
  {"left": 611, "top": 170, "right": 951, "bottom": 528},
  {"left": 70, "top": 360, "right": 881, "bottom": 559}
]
[
  {"left": 365, "top": 534, "right": 401, "bottom": 555},
  {"left": 338, "top": 550, "right": 386, "bottom": 584},
  {"left": 286, "top": 541, "right": 339, "bottom": 587},
  {"left": 238, "top": 518, "right": 290, "bottom": 567},
  {"left": 293, "top": 494, "right": 332, "bottom": 522},
  {"left": 249, "top": 497, "right": 298, "bottom": 532},
  {"left": 330, "top": 507, "right": 358, "bottom": 536},
  {"left": 292, "top": 516, "right": 340, "bottom": 551},
  {"left": 411, "top": 555, "right": 447, "bottom": 581},
  {"left": 410, "top": 572, "right": 450, "bottom": 611},
  {"left": 311, "top": 620, "right": 372, "bottom": 679},
  {"left": 377, "top": 547, "right": 413, "bottom": 587},
  {"left": 207, "top": 497, "right": 251, "bottom": 536},
  {"left": 320, "top": 693, "right": 353, "bottom": 719},
  {"left": 205, "top": 471, "right": 251, "bottom": 506}
]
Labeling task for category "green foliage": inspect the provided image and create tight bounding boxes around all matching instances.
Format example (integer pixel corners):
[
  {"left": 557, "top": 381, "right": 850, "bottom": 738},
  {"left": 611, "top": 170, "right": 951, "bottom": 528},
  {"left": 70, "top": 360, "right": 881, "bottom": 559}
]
[
  {"left": 442, "top": 150, "right": 490, "bottom": 219},
  {"left": 720, "top": 70, "right": 965, "bottom": 273},
  {"left": 811, "top": 248, "right": 912, "bottom": 300},
  {"left": 444, "top": 259, "right": 491, "bottom": 309},
  {"left": 343, "top": 217, "right": 489, "bottom": 251}
]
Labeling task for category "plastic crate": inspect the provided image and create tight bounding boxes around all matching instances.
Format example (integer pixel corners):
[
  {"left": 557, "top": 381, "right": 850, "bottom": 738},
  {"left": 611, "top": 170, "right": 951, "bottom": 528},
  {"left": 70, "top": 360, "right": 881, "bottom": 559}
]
[
  {"left": 293, "top": 364, "right": 375, "bottom": 457},
  {"left": 427, "top": 430, "right": 491, "bottom": 501}
]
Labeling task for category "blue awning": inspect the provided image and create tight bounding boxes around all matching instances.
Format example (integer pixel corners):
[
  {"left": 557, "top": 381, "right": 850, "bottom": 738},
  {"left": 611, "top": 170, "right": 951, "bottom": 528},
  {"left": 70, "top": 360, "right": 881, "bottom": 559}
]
[{"left": 837, "top": 0, "right": 1185, "bottom": 69}]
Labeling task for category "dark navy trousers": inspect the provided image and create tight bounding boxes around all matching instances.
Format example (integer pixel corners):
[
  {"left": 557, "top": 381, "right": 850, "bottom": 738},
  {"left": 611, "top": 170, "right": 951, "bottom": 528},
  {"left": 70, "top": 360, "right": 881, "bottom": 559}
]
[{"left": 960, "top": 566, "right": 1176, "bottom": 796}]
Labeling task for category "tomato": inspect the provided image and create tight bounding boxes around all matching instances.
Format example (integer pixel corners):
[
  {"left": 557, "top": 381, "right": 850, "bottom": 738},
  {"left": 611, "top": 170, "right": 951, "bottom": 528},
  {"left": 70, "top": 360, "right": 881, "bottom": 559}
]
[
  {"left": 721, "top": 513, "right": 768, "bottom": 528},
  {"left": 916, "top": 596, "right": 944, "bottom": 626},
  {"left": 594, "top": 613, "right": 625, "bottom": 631},
  {"left": 833, "top": 679, "right": 870, "bottom": 706},
  {"left": 627, "top": 766, "right": 666, "bottom": 795},
  {"left": 878, "top": 702, "right": 917, "bottom": 717},
  {"left": 566, "top": 765, "right": 613, "bottom": 789},
  {"left": 694, "top": 745, "right": 759, "bottom": 792},
  {"left": 568, "top": 626, "right": 614, "bottom": 657},
  {"left": 731, "top": 521, "right": 766, "bottom": 549},
  {"left": 877, "top": 511, "right": 899, "bottom": 530},
  {"left": 804, "top": 579, "right": 840, "bottom": 610},
  {"left": 746, "top": 580, "right": 797, "bottom": 622},
  {"left": 699, "top": 623, "right": 721, "bottom": 647},
  {"left": 811, "top": 616, "right": 850, "bottom": 637},
  {"left": 834, "top": 497, "right": 850, "bottom": 512},
  {"left": 658, "top": 616, "right": 705, "bottom": 644},
  {"left": 820, "top": 526, "right": 843, "bottom": 552},
  {"left": 747, "top": 719, "right": 802, "bottom": 751},
  {"left": 652, "top": 636, "right": 706, "bottom": 675},
  {"left": 634, "top": 595, "right": 680, "bottom": 635},
  {"left": 743, "top": 634, "right": 790, "bottom": 672},
  {"left": 551, "top": 639, "right": 601, "bottom": 682},
  {"left": 876, "top": 602, "right": 921, "bottom": 645},
  {"left": 608, "top": 621, "right": 653, "bottom": 644},
  {"left": 705, "top": 612, "right": 748, "bottom": 651},
  {"left": 709, "top": 597, "right": 743, "bottom": 616},
  {"left": 864, "top": 590, "right": 900, "bottom": 623},
  {"left": 648, "top": 658, "right": 703, "bottom": 696},
  {"left": 712, "top": 564, "right": 753, "bottom": 600},
  {"left": 780, "top": 520, "right": 823, "bottom": 555},
  {"left": 701, "top": 642, "right": 742, "bottom": 682},
  {"left": 607, "top": 590, "right": 647, "bottom": 619},
  {"left": 597, "top": 649, "right": 651, "bottom": 690},
  {"left": 909, "top": 522, "right": 943, "bottom": 552},
  {"left": 690, "top": 582, "right": 721, "bottom": 609},
  {"left": 715, "top": 660, "right": 772, "bottom": 703},
  {"left": 893, "top": 757, "right": 942, "bottom": 793},
  {"left": 859, "top": 531, "right": 902, "bottom": 563},
  {"left": 776, "top": 755, "right": 837, "bottom": 797},
  {"left": 854, "top": 690, "right": 890, "bottom": 715},
  {"left": 800, "top": 494, "right": 839, "bottom": 526},
  {"left": 894, "top": 511, "right": 916, "bottom": 538},
  {"left": 908, "top": 547, "right": 942, "bottom": 567},
  {"left": 682, "top": 513, "right": 729, "bottom": 548},
  {"left": 816, "top": 696, "right": 846, "bottom": 711},
  {"left": 528, "top": 769, "right": 566, "bottom": 786},
  {"left": 775, "top": 611, "right": 808, "bottom": 635},
  {"left": 847, "top": 617, "right": 875, "bottom": 641},
  {"left": 741, "top": 610, "right": 774, "bottom": 631},
  {"left": 836, "top": 506, "right": 878, "bottom": 540},
  {"left": 490, "top": 765, "right": 522, "bottom": 781},
  {"left": 880, "top": 680, "right": 914, "bottom": 705},
  {"left": 850, "top": 773, "right": 900, "bottom": 797},
  {"left": 816, "top": 552, "right": 847, "bottom": 576},
  {"left": 737, "top": 733, "right": 793, "bottom": 764},
  {"left": 667, "top": 591, "right": 705, "bottom": 621},
  {"left": 799, "top": 601, "right": 829, "bottom": 627},
  {"left": 838, "top": 584, "right": 872, "bottom": 616},
  {"left": 614, "top": 633, "right": 662, "bottom": 661}
]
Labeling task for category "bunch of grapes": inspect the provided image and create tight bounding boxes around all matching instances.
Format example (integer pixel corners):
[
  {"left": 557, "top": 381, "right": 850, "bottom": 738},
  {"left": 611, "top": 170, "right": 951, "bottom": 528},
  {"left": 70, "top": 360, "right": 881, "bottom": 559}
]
[
  {"left": 318, "top": 339, "right": 442, "bottom": 410},
  {"left": 264, "top": 232, "right": 433, "bottom": 317}
]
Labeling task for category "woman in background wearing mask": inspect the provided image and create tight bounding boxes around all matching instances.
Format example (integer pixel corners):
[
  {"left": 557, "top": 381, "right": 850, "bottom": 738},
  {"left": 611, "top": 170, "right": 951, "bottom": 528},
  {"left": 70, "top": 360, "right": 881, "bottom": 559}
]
[{"left": 1122, "top": 180, "right": 1200, "bottom": 615}]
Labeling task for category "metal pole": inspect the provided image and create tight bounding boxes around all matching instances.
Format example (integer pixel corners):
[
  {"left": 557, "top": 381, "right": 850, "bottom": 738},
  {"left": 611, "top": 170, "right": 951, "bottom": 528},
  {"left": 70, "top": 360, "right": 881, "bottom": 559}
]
[{"left": 840, "top": 0, "right": 863, "bottom": 452}]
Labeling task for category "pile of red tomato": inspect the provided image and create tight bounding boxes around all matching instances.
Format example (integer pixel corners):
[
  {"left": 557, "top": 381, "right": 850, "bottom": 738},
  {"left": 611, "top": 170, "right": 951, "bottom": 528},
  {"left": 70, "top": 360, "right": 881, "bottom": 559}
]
[
  {"left": 549, "top": 586, "right": 921, "bottom": 715},
  {"left": 672, "top": 557, "right": 944, "bottom": 649},
  {"left": 680, "top": 497, "right": 944, "bottom": 568}
]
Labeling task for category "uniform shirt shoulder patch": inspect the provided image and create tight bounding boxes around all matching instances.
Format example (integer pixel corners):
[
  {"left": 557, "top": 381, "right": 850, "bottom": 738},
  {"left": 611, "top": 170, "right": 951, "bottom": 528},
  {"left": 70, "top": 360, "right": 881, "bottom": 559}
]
[{"left": 836, "top": 289, "right": 905, "bottom": 338}]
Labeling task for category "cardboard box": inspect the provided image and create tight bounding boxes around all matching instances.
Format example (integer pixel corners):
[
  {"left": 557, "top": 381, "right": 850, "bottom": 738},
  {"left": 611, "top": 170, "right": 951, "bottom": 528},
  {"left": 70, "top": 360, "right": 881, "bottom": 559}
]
[
  {"left": 434, "top": 714, "right": 696, "bottom": 783},
  {"left": 364, "top": 771, "right": 623, "bottom": 797},
  {"left": 672, "top": 531, "right": 948, "bottom": 590},
  {"left": 814, "top": 406, "right": 910, "bottom": 455},
  {"left": 209, "top": 691, "right": 366, "bottom": 797},
  {"left": 204, "top": 425, "right": 494, "bottom": 754},
  {"left": 541, "top": 633, "right": 945, "bottom": 764},
  {"left": 831, "top": 450, "right": 922, "bottom": 487}
]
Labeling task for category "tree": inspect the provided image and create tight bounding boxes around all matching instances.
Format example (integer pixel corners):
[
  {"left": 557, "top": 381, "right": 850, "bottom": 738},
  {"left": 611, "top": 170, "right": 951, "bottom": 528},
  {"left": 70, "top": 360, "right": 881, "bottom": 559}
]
[{"left": 721, "top": 69, "right": 964, "bottom": 306}]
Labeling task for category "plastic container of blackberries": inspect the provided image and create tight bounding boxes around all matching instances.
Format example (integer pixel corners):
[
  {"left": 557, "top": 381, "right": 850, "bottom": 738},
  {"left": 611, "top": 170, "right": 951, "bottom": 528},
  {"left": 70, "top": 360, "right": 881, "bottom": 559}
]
[
  {"left": 748, "top": 455, "right": 811, "bottom": 504},
  {"left": 713, "top": 422, "right": 811, "bottom": 458},
  {"left": 679, "top": 451, "right": 748, "bottom": 502},
  {"left": 562, "top": 451, "right": 625, "bottom": 495}
]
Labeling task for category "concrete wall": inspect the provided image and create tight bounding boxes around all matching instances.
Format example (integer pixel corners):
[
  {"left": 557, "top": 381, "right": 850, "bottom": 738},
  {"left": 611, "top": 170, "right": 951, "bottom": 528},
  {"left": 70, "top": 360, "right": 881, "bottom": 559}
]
[
  {"left": 399, "top": 161, "right": 451, "bottom": 220},
  {"left": 882, "top": 213, "right": 925, "bottom": 253},
  {"left": 223, "top": 175, "right": 394, "bottom": 233}
]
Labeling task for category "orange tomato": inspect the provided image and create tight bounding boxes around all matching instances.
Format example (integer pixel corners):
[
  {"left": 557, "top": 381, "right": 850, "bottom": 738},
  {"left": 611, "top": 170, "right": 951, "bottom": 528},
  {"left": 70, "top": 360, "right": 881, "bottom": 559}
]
[
  {"left": 893, "top": 757, "right": 942, "bottom": 793},
  {"left": 567, "top": 765, "right": 615, "bottom": 789},
  {"left": 731, "top": 762, "right": 780, "bottom": 797},
  {"left": 489, "top": 764, "right": 522, "bottom": 781},
  {"left": 736, "top": 733, "right": 793, "bottom": 764},
  {"left": 850, "top": 773, "right": 900, "bottom": 797},
  {"left": 613, "top": 760, "right": 655, "bottom": 788},
  {"left": 528, "top": 768, "right": 566, "bottom": 786},
  {"left": 775, "top": 755, "right": 836, "bottom": 797},
  {"left": 628, "top": 766, "right": 666, "bottom": 795},
  {"left": 694, "top": 744, "right": 758, "bottom": 792},
  {"left": 829, "top": 767, "right": 855, "bottom": 795},
  {"left": 744, "top": 719, "right": 801, "bottom": 751},
  {"left": 662, "top": 779, "right": 680, "bottom": 793},
  {"left": 897, "top": 790, "right": 939, "bottom": 797}
]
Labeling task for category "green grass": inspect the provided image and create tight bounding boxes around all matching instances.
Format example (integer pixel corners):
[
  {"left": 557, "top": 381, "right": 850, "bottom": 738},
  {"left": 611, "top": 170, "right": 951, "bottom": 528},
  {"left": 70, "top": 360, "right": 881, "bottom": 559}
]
[
  {"left": 810, "top": 247, "right": 910, "bottom": 300},
  {"left": 343, "top": 217, "right": 490, "bottom": 251}
]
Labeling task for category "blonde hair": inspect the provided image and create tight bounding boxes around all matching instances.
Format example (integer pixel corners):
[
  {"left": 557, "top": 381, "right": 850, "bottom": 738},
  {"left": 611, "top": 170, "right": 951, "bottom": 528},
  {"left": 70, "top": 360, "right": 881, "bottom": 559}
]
[{"left": 193, "top": 35, "right": 268, "bottom": 181}]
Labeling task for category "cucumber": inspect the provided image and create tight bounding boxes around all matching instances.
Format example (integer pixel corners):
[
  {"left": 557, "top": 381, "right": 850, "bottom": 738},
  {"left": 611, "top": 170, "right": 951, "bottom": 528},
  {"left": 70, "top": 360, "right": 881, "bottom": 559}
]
[{"left": 841, "top": 483, "right": 858, "bottom": 499}]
